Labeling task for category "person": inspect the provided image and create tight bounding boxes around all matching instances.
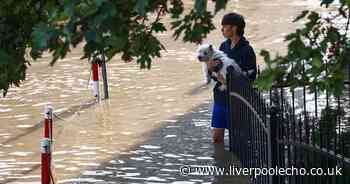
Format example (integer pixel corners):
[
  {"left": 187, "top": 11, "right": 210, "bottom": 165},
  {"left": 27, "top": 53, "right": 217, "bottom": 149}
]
[{"left": 208, "top": 12, "right": 257, "bottom": 144}]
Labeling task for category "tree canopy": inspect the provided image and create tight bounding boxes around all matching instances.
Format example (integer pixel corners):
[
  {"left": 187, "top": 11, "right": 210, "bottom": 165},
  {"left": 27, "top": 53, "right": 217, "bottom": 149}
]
[
  {"left": 1, "top": 0, "right": 349, "bottom": 97},
  {"left": 0, "top": 0, "right": 228, "bottom": 96},
  {"left": 256, "top": 0, "right": 350, "bottom": 97}
]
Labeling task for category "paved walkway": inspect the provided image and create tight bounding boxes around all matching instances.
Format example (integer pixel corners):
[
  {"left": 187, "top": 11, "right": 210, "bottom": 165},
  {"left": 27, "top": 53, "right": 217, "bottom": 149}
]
[{"left": 62, "top": 103, "right": 248, "bottom": 184}]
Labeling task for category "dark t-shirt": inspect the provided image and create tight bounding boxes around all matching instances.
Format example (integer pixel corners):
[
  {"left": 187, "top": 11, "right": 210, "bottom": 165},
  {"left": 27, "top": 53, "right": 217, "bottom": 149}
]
[{"left": 212, "top": 36, "right": 257, "bottom": 106}]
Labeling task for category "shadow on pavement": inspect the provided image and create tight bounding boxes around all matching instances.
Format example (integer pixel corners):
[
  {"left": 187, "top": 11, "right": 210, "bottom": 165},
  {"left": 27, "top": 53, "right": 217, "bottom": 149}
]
[{"left": 61, "top": 103, "right": 249, "bottom": 184}]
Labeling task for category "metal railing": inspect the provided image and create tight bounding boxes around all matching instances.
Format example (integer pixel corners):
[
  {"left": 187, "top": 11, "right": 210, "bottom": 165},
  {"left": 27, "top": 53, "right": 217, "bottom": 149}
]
[
  {"left": 226, "top": 66, "right": 350, "bottom": 184},
  {"left": 227, "top": 66, "right": 271, "bottom": 184}
]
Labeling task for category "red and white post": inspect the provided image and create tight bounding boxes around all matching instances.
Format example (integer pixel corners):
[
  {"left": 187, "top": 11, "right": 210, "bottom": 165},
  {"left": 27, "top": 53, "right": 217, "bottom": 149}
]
[
  {"left": 92, "top": 63, "right": 100, "bottom": 99},
  {"left": 41, "top": 103, "right": 53, "bottom": 184}
]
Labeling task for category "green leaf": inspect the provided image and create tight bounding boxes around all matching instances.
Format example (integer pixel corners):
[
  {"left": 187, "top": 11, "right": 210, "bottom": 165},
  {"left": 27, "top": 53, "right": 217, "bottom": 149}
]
[
  {"left": 85, "top": 30, "right": 97, "bottom": 42},
  {"left": 94, "top": 0, "right": 108, "bottom": 7},
  {"left": 63, "top": 0, "right": 75, "bottom": 17},
  {"left": 169, "top": 0, "right": 184, "bottom": 18},
  {"left": 260, "top": 50, "right": 272, "bottom": 67},
  {"left": 194, "top": 0, "right": 207, "bottom": 15},
  {"left": 293, "top": 10, "right": 309, "bottom": 22},
  {"left": 171, "top": 20, "right": 182, "bottom": 29},
  {"left": 254, "top": 69, "right": 275, "bottom": 90},
  {"left": 32, "top": 23, "right": 50, "bottom": 50},
  {"left": 135, "top": 0, "right": 149, "bottom": 16},
  {"left": 330, "top": 71, "right": 345, "bottom": 97},
  {"left": 215, "top": 0, "right": 227, "bottom": 13},
  {"left": 307, "top": 12, "right": 320, "bottom": 23},
  {"left": 0, "top": 50, "right": 11, "bottom": 65},
  {"left": 285, "top": 32, "right": 298, "bottom": 41},
  {"left": 311, "top": 55, "right": 322, "bottom": 69},
  {"left": 152, "top": 22, "right": 166, "bottom": 33},
  {"left": 320, "top": 0, "right": 335, "bottom": 7},
  {"left": 299, "top": 46, "right": 310, "bottom": 59},
  {"left": 327, "top": 28, "right": 340, "bottom": 42},
  {"left": 106, "top": 36, "right": 128, "bottom": 50}
]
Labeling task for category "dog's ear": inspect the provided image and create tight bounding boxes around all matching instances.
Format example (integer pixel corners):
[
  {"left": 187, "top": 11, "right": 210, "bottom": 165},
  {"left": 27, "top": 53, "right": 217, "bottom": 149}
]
[{"left": 209, "top": 44, "right": 213, "bottom": 51}]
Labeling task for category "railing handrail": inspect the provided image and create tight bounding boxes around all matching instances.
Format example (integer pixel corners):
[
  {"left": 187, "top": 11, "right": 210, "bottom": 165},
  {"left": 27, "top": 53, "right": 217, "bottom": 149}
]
[{"left": 229, "top": 91, "right": 269, "bottom": 134}]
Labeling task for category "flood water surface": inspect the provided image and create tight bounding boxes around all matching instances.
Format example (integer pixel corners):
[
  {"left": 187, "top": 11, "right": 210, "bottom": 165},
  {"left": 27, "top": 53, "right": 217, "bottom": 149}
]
[{"left": 0, "top": 0, "right": 319, "bottom": 183}]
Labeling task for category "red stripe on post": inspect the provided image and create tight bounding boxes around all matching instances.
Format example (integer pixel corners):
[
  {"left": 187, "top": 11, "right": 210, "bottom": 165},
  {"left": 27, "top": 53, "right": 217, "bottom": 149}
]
[
  {"left": 43, "top": 119, "right": 50, "bottom": 138},
  {"left": 92, "top": 63, "right": 99, "bottom": 81},
  {"left": 41, "top": 153, "right": 50, "bottom": 184},
  {"left": 42, "top": 104, "right": 53, "bottom": 184}
]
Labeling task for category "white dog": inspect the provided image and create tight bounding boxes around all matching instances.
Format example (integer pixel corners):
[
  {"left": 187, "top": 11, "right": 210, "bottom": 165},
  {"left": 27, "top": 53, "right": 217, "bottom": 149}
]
[{"left": 197, "top": 44, "right": 242, "bottom": 91}]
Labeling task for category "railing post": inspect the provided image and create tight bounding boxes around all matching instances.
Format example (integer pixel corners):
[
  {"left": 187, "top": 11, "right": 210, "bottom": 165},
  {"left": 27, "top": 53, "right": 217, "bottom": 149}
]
[
  {"left": 227, "top": 66, "right": 234, "bottom": 152},
  {"left": 270, "top": 106, "right": 279, "bottom": 184}
]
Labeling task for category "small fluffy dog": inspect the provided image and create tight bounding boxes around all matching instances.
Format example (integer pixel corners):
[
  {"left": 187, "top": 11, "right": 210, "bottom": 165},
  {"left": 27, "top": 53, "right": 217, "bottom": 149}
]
[{"left": 197, "top": 44, "right": 242, "bottom": 91}]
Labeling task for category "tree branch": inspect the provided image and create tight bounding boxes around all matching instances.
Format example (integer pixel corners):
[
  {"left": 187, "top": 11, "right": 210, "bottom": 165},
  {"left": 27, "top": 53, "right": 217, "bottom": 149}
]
[
  {"left": 345, "top": 8, "right": 350, "bottom": 36},
  {"left": 148, "top": 5, "right": 165, "bottom": 35}
]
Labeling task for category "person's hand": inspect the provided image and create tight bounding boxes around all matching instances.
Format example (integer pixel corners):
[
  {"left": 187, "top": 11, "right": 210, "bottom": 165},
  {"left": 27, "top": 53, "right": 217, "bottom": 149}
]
[
  {"left": 207, "top": 60, "right": 219, "bottom": 71},
  {"left": 216, "top": 73, "right": 225, "bottom": 84},
  {"left": 216, "top": 73, "right": 227, "bottom": 91}
]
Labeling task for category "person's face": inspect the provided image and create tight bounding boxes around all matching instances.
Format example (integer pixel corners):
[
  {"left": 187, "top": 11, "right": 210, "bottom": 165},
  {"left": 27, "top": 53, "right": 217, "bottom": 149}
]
[{"left": 221, "top": 25, "right": 237, "bottom": 38}]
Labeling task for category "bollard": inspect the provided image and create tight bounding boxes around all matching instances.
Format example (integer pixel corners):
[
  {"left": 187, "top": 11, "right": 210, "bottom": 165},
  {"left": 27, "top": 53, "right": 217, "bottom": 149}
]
[
  {"left": 41, "top": 103, "right": 53, "bottom": 184},
  {"left": 92, "top": 63, "right": 100, "bottom": 99}
]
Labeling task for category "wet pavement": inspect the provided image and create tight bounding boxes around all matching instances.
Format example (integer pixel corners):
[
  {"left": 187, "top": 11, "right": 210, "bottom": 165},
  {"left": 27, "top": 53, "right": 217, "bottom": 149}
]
[
  {"left": 58, "top": 103, "right": 248, "bottom": 184},
  {"left": 0, "top": 0, "right": 320, "bottom": 183}
]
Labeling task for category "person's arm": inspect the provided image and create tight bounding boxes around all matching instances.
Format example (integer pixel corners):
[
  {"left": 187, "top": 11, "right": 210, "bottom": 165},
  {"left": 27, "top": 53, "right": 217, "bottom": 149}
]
[
  {"left": 219, "top": 42, "right": 225, "bottom": 52},
  {"left": 244, "top": 46, "right": 257, "bottom": 81},
  {"left": 208, "top": 71, "right": 217, "bottom": 81}
]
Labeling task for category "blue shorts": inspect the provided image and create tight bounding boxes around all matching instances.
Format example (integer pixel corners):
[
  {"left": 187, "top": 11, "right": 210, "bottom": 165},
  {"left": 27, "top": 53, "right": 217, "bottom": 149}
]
[{"left": 211, "top": 103, "right": 229, "bottom": 129}]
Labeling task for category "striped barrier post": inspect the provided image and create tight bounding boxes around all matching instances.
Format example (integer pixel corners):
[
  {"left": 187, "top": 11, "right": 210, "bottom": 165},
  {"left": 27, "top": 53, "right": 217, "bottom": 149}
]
[
  {"left": 92, "top": 62, "right": 100, "bottom": 99},
  {"left": 41, "top": 103, "right": 53, "bottom": 184}
]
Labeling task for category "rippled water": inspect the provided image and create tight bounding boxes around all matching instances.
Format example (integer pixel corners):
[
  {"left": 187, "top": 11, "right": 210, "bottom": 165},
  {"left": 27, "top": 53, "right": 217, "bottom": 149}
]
[{"left": 0, "top": 0, "right": 320, "bottom": 183}]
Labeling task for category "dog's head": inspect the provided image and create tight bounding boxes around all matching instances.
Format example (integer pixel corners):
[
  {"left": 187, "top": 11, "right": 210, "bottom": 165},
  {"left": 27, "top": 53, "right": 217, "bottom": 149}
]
[{"left": 197, "top": 44, "right": 215, "bottom": 62}]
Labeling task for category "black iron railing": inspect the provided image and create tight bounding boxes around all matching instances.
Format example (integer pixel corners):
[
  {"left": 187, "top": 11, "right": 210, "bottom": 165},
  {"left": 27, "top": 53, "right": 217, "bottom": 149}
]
[
  {"left": 226, "top": 66, "right": 350, "bottom": 184},
  {"left": 227, "top": 66, "right": 271, "bottom": 184}
]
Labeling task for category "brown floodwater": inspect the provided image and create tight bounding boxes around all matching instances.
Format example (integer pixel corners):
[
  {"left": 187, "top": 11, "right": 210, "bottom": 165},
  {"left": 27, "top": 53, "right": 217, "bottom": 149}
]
[{"left": 0, "top": 0, "right": 320, "bottom": 183}]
